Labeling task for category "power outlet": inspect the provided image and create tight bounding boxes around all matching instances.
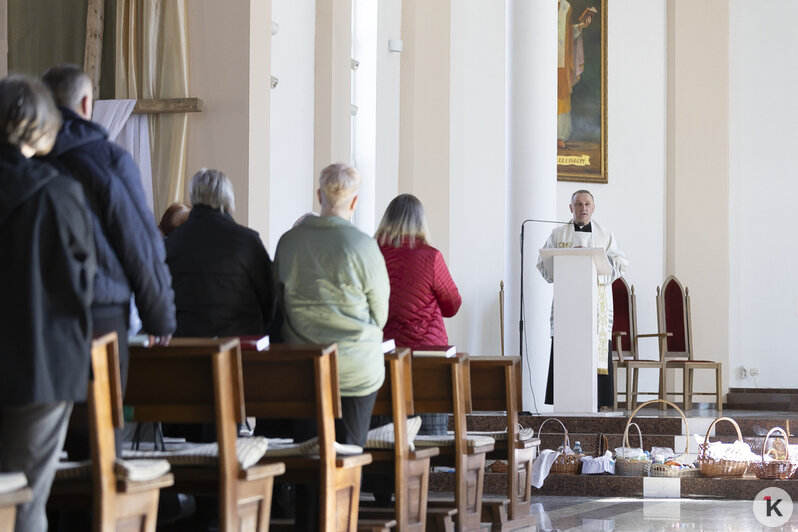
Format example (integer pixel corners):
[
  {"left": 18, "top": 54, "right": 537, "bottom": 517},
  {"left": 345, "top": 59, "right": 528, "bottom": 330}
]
[
  {"left": 740, "top": 366, "right": 749, "bottom": 379},
  {"left": 749, "top": 367, "right": 759, "bottom": 377}
]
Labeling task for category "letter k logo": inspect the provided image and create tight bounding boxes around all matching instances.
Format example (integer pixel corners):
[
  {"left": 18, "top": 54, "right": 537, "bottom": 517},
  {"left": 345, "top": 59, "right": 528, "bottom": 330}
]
[{"left": 766, "top": 496, "right": 783, "bottom": 517}]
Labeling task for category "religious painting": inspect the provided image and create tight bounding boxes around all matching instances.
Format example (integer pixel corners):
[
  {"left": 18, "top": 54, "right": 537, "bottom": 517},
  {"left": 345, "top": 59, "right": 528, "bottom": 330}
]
[{"left": 557, "top": 0, "right": 607, "bottom": 183}]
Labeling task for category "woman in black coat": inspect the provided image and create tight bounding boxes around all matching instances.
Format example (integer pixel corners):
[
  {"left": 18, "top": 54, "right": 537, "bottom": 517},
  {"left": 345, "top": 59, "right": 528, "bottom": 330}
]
[{"left": 166, "top": 168, "right": 275, "bottom": 338}]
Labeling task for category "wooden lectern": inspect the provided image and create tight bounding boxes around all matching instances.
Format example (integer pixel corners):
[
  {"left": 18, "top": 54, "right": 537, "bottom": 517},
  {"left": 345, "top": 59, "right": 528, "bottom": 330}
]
[{"left": 538, "top": 248, "right": 611, "bottom": 412}]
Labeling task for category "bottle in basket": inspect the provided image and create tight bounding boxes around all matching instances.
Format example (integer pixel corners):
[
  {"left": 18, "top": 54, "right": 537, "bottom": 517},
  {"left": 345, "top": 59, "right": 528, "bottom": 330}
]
[{"left": 573, "top": 441, "right": 583, "bottom": 455}]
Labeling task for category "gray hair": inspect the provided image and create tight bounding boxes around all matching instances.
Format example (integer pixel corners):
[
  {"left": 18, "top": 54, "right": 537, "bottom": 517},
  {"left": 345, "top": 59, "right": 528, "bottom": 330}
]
[
  {"left": 319, "top": 163, "right": 361, "bottom": 211},
  {"left": 189, "top": 168, "right": 235, "bottom": 214},
  {"left": 570, "top": 189, "right": 594, "bottom": 203},
  {"left": 375, "top": 193, "right": 430, "bottom": 248},
  {"left": 42, "top": 64, "right": 92, "bottom": 111},
  {"left": 0, "top": 75, "right": 62, "bottom": 154}
]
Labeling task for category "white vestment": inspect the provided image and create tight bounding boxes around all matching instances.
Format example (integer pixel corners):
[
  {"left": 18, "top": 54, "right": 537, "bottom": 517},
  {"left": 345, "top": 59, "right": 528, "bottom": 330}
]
[{"left": 536, "top": 220, "right": 628, "bottom": 375}]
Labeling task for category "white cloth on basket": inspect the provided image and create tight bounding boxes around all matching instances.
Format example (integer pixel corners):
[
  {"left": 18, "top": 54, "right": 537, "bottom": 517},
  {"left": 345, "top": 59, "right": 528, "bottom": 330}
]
[{"left": 531, "top": 449, "right": 560, "bottom": 489}]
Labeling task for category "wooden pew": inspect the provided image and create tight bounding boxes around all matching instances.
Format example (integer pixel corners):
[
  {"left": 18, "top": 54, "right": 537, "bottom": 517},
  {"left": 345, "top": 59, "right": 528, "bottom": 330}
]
[
  {"left": 411, "top": 354, "right": 493, "bottom": 531},
  {"left": 360, "top": 347, "right": 440, "bottom": 531},
  {"left": 468, "top": 356, "right": 539, "bottom": 531},
  {"left": 240, "top": 343, "right": 372, "bottom": 532},
  {"left": 50, "top": 332, "right": 174, "bottom": 531},
  {"left": 125, "top": 338, "right": 285, "bottom": 532},
  {"left": 0, "top": 475, "right": 31, "bottom": 532}
]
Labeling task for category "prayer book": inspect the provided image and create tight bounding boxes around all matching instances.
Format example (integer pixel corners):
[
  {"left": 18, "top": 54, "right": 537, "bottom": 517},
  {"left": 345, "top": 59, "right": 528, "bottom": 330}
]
[
  {"left": 239, "top": 335, "right": 270, "bottom": 351},
  {"left": 413, "top": 345, "right": 457, "bottom": 357}
]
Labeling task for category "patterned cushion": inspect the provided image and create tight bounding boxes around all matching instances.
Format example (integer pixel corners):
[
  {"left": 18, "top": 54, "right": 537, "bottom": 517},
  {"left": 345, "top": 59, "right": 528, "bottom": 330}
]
[
  {"left": 414, "top": 433, "right": 496, "bottom": 448},
  {"left": 0, "top": 472, "right": 27, "bottom": 494},
  {"left": 263, "top": 438, "right": 362, "bottom": 457},
  {"left": 115, "top": 459, "right": 171, "bottom": 482},
  {"left": 466, "top": 426, "right": 536, "bottom": 442},
  {"left": 122, "top": 436, "right": 268, "bottom": 470},
  {"left": 365, "top": 416, "right": 422, "bottom": 451}
]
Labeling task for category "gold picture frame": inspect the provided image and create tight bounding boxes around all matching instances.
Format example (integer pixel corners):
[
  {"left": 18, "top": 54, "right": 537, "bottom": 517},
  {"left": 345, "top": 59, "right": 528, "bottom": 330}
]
[{"left": 557, "top": 0, "right": 607, "bottom": 183}]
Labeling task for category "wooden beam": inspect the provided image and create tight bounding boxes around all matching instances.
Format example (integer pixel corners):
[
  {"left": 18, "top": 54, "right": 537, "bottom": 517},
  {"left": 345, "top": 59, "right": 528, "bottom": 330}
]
[
  {"left": 84, "top": 0, "right": 104, "bottom": 98},
  {"left": 132, "top": 98, "right": 204, "bottom": 115}
]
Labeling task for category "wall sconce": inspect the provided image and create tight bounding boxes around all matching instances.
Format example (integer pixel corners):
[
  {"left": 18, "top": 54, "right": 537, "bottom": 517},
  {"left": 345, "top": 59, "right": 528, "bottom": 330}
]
[{"left": 271, "top": 76, "right": 279, "bottom": 89}]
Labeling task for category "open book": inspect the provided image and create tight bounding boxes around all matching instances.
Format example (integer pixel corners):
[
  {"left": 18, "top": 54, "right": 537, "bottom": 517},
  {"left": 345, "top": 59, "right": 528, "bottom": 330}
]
[
  {"left": 239, "top": 335, "right": 270, "bottom": 351},
  {"left": 382, "top": 339, "right": 396, "bottom": 353},
  {"left": 412, "top": 345, "right": 456, "bottom": 357}
]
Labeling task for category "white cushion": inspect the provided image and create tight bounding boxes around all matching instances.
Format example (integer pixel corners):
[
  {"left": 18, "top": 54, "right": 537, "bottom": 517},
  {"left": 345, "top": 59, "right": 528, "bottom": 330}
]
[
  {"left": 115, "top": 459, "right": 171, "bottom": 482},
  {"left": 414, "top": 433, "right": 495, "bottom": 448},
  {"left": 54, "top": 461, "right": 91, "bottom": 480},
  {"left": 365, "top": 416, "right": 422, "bottom": 451},
  {"left": 466, "top": 426, "right": 536, "bottom": 442},
  {"left": 122, "top": 436, "right": 268, "bottom": 470},
  {"left": 263, "top": 438, "right": 362, "bottom": 457},
  {"left": 0, "top": 472, "right": 27, "bottom": 494}
]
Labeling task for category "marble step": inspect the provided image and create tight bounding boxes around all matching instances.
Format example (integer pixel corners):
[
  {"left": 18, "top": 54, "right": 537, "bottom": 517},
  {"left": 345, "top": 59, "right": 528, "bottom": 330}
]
[
  {"left": 429, "top": 471, "right": 798, "bottom": 500},
  {"left": 464, "top": 413, "right": 683, "bottom": 436}
]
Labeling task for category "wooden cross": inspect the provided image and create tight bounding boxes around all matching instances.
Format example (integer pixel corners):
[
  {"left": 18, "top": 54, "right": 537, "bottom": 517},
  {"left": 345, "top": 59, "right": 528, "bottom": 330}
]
[{"left": 84, "top": 0, "right": 202, "bottom": 115}]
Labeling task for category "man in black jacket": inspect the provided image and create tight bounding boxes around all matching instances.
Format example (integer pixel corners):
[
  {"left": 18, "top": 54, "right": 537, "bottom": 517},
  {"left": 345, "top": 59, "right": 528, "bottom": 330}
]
[
  {"left": 0, "top": 75, "right": 95, "bottom": 532},
  {"left": 41, "top": 65, "right": 176, "bottom": 390}
]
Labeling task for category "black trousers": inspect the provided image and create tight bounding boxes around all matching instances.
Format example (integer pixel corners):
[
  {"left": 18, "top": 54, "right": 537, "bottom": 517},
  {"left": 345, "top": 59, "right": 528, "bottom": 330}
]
[
  {"left": 544, "top": 338, "right": 614, "bottom": 409},
  {"left": 294, "top": 391, "right": 378, "bottom": 531}
]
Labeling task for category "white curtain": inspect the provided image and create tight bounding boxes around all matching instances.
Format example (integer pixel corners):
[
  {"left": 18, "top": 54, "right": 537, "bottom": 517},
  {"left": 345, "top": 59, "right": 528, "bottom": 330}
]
[{"left": 92, "top": 99, "right": 154, "bottom": 212}]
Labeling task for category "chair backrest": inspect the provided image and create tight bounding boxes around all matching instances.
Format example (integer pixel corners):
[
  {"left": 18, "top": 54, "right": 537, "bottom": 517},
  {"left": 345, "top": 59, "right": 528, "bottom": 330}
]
[
  {"left": 611, "top": 277, "right": 636, "bottom": 356},
  {"left": 240, "top": 343, "right": 340, "bottom": 468},
  {"left": 127, "top": 338, "right": 245, "bottom": 531},
  {"left": 468, "top": 356, "right": 522, "bottom": 443},
  {"left": 88, "top": 332, "right": 123, "bottom": 526},
  {"left": 656, "top": 275, "right": 693, "bottom": 359}
]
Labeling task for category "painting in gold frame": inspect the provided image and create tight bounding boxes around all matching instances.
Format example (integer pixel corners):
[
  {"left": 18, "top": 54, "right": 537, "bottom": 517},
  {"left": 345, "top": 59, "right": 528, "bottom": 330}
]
[{"left": 557, "top": 0, "right": 607, "bottom": 183}]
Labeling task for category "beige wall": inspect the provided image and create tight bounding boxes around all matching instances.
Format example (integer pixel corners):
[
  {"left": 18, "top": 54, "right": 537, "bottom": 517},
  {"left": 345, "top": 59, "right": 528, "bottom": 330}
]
[
  {"left": 666, "top": 0, "right": 730, "bottom": 397},
  {"left": 186, "top": 0, "right": 271, "bottom": 239},
  {"left": 399, "top": 0, "right": 451, "bottom": 260}
]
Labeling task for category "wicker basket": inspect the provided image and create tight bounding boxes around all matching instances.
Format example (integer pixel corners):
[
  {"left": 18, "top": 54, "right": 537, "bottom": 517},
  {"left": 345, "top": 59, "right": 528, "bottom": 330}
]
[
  {"left": 749, "top": 427, "right": 798, "bottom": 480},
  {"left": 627, "top": 399, "right": 700, "bottom": 478},
  {"left": 615, "top": 422, "right": 651, "bottom": 477},
  {"left": 537, "top": 418, "right": 582, "bottom": 475},
  {"left": 697, "top": 417, "right": 749, "bottom": 478}
]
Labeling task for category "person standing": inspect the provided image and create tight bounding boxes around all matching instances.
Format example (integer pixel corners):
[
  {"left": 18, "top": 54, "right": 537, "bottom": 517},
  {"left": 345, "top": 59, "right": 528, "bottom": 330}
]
[
  {"left": 536, "top": 189, "right": 627, "bottom": 409},
  {"left": 41, "top": 64, "right": 175, "bottom": 392},
  {"left": 274, "top": 163, "right": 389, "bottom": 531},
  {"left": 375, "top": 193, "right": 461, "bottom": 434},
  {"left": 0, "top": 75, "right": 95, "bottom": 532}
]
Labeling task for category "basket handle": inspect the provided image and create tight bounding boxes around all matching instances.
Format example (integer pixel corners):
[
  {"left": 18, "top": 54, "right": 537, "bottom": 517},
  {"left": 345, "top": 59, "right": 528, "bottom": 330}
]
[
  {"left": 625, "top": 399, "right": 691, "bottom": 456},
  {"left": 597, "top": 433, "right": 610, "bottom": 455},
  {"left": 701, "top": 416, "right": 743, "bottom": 449},
  {"left": 761, "top": 427, "right": 790, "bottom": 466},
  {"left": 537, "top": 417, "right": 570, "bottom": 450},
  {"left": 622, "top": 422, "right": 644, "bottom": 456}
]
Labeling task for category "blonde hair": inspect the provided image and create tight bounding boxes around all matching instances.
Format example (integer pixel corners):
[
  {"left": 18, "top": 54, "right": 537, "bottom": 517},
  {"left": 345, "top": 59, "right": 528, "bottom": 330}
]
[
  {"left": 190, "top": 168, "right": 235, "bottom": 214},
  {"left": 0, "top": 75, "right": 61, "bottom": 155},
  {"left": 319, "top": 163, "right": 361, "bottom": 211},
  {"left": 375, "top": 194, "right": 430, "bottom": 248}
]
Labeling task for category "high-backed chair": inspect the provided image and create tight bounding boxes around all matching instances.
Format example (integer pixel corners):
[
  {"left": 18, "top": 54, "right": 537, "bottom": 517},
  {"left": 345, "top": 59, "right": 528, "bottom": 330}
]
[
  {"left": 611, "top": 278, "right": 670, "bottom": 410},
  {"left": 657, "top": 276, "right": 723, "bottom": 411},
  {"left": 50, "top": 332, "right": 174, "bottom": 531},
  {"left": 241, "top": 343, "right": 372, "bottom": 532},
  {"left": 125, "top": 338, "right": 285, "bottom": 531}
]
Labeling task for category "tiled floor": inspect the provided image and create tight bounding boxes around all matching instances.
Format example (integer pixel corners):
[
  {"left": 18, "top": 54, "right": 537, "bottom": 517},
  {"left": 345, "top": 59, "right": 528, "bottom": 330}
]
[{"left": 527, "top": 495, "right": 798, "bottom": 531}]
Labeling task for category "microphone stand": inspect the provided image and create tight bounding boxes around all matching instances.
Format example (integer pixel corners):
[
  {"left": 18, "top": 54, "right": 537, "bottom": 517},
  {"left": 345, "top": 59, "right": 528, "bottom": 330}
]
[{"left": 519, "top": 218, "right": 565, "bottom": 359}]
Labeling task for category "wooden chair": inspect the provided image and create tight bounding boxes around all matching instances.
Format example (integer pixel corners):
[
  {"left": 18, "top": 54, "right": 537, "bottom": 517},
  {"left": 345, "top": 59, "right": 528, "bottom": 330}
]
[
  {"left": 359, "top": 347, "right": 440, "bottom": 531},
  {"left": 411, "top": 353, "right": 493, "bottom": 531},
  {"left": 657, "top": 276, "right": 723, "bottom": 411},
  {"left": 50, "top": 332, "right": 174, "bottom": 531},
  {"left": 125, "top": 338, "right": 285, "bottom": 532},
  {"left": 240, "top": 343, "right": 372, "bottom": 532},
  {"left": 0, "top": 474, "right": 31, "bottom": 531},
  {"left": 468, "top": 356, "right": 539, "bottom": 532},
  {"left": 611, "top": 277, "right": 670, "bottom": 410}
]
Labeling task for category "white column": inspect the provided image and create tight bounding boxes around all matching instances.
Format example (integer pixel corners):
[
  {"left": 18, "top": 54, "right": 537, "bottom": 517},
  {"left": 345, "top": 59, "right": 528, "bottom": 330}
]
[{"left": 506, "top": 0, "right": 558, "bottom": 412}]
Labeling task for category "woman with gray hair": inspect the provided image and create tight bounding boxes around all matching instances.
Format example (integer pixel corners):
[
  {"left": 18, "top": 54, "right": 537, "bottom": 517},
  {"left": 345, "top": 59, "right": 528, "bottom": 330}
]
[
  {"left": 165, "top": 168, "right": 275, "bottom": 339},
  {"left": 375, "top": 193, "right": 461, "bottom": 435}
]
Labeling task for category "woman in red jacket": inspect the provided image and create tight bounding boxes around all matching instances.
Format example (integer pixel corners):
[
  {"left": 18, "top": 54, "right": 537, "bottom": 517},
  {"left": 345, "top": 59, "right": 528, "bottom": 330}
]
[{"left": 376, "top": 194, "right": 462, "bottom": 434}]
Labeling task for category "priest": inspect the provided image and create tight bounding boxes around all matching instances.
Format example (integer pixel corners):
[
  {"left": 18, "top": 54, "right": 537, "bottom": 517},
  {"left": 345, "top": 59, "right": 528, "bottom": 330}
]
[{"left": 536, "top": 189, "right": 628, "bottom": 409}]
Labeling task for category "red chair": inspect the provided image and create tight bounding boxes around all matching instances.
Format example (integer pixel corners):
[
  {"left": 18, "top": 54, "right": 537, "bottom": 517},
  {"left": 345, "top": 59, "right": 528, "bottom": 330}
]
[
  {"left": 657, "top": 276, "right": 723, "bottom": 411},
  {"left": 611, "top": 278, "right": 669, "bottom": 410}
]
